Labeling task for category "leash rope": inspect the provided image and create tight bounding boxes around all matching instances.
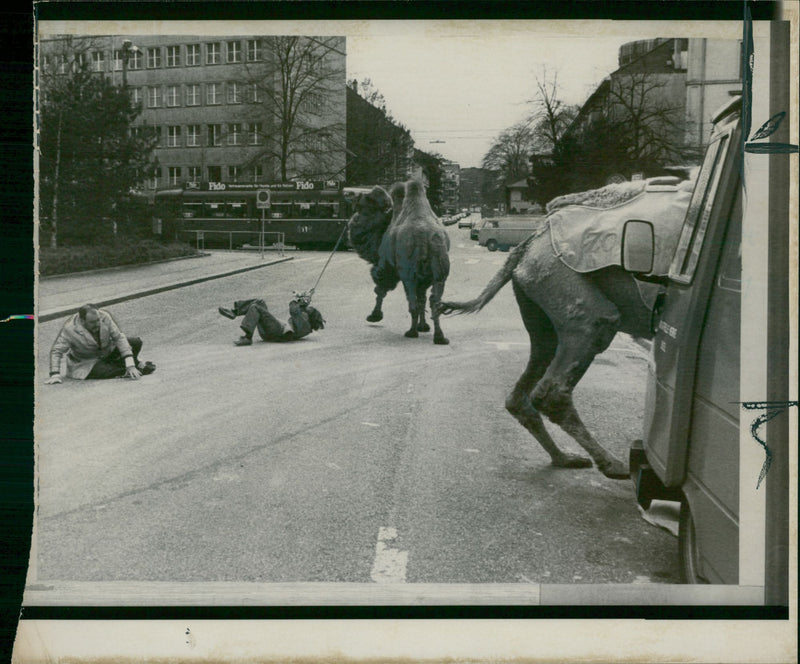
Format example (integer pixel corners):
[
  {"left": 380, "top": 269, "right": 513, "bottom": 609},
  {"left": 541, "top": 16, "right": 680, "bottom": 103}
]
[{"left": 298, "top": 221, "right": 349, "bottom": 303}]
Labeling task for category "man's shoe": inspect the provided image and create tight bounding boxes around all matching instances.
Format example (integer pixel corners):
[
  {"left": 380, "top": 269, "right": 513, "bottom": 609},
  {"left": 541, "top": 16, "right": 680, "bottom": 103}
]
[
  {"left": 219, "top": 307, "right": 236, "bottom": 320},
  {"left": 138, "top": 361, "right": 156, "bottom": 375},
  {"left": 234, "top": 335, "right": 252, "bottom": 346}
]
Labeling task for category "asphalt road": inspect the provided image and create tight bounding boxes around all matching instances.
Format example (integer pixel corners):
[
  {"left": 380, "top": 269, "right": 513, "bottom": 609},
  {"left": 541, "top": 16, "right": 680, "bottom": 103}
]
[{"left": 33, "top": 219, "right": 680, "bottom": 589}]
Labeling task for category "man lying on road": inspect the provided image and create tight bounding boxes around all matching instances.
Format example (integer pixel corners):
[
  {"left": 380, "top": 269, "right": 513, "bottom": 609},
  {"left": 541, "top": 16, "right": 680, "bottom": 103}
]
[
  {"left": 45, "top": 304, "right": 155, "bottom": 384},
  {"left": 218, "top": 294, "right": 325, "bottom": 346}
]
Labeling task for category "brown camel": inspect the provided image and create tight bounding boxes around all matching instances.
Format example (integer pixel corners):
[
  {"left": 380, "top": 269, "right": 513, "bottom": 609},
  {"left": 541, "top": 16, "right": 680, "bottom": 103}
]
[
  {"left": 348, "top": 179, "right": 451, "bottom": 344},
  {"left": 439, "top": 177, "right": 694, "bottom": 479}
]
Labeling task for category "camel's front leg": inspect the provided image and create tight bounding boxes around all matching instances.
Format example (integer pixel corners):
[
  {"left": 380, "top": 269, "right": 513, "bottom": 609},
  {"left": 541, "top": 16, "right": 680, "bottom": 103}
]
[
  {"left": 401, "top": 279, "right": 420, "bottom": 338},
  {"left": 415, "top": 283, "right": 430, "bottom": 332},
  {"left": 428, "top": 282, "right": 449, "bottom": 345},
  {"left": 367, "top": 285, "right": 388, "bottom": 322}
]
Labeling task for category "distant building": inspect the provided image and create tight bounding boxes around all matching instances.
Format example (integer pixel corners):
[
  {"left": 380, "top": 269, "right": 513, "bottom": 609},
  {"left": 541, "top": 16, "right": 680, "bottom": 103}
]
[
  {"left": 39, "top": 35, "right": 347, "bottom": 190},
  {"left": 506, "top": 179, "right": 537, "bottom": 213},
  {"left": 345, "top": 82, "right": 414, "bottom": 186},
  {"left": 440, "top": 160, "right": 461, "bottom": 214},
  {"left": 684, "top": 39, "right": 743, "bottom": 156}
]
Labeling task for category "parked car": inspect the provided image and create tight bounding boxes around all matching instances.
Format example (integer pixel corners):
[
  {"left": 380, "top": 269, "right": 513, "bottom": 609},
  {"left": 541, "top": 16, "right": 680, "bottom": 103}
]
[
  {"left": 457, "top": 214, "right": 473, "bottom": 228},
  {"left": 477, "top": 217, "right": 541, "bottom": 251}
]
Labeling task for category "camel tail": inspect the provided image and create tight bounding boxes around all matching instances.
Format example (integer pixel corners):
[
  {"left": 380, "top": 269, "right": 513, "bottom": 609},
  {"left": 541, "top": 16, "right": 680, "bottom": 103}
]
[{"left": 439, "top": 238, "right": 529, "bottom": 315}]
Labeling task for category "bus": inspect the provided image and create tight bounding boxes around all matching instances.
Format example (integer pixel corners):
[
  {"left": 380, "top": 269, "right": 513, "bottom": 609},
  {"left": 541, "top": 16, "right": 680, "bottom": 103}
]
[{"left": 153, "top": 180, "right": 355, "bottom": 251}]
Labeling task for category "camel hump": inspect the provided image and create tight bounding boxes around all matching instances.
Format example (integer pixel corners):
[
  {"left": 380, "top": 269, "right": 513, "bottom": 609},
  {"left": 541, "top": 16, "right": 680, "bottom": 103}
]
[{"left": 405, "top": 179, "right": 426, "bottom": 199}]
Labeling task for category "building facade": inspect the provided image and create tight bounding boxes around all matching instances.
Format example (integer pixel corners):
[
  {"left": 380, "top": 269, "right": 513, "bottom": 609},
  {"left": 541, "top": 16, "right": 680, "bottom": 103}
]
[{"left": 39, "top": 34, "right": 347, "bottom": 191}]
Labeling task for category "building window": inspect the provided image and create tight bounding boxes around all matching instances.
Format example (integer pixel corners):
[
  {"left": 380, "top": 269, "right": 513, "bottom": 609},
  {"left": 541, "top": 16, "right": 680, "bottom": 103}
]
[
  {"left": 167, "top": 126, "right": 181, "bottom": 147},
  {"left": 227, "top": 82, "right": 242, "bottom": 104},
  {"left": 149, "top": 167, "right": 161, "bottom": 189},
  {"left": 147, "top": 47, "right": 161, "bottom": 69},
  {"left": 208, "top": 124, "right": 222, "bottom": 146},
  {"left": 91, "top": 51, "right": 105, "bottom": 72},
  {"left": 186, "top": 43, "right": 200, "bottom": 66},
  {"left": 131, "top": 88, "right": 143, "bottom": 106},
  {"left": 208, "top": 165, "right": 221, "bottom": 181},
  {"left": 206, "top": 42, "right": 221, "bottom": 65},
  {"left": 168, "top": 166, "right": 182, "bottom": 185},
  {"left": 74, "top": 52, "right": 87, "bottom": 72},
  {"left": 166, "top": 85, "right": 181, "bottom": 107},
  {"left": 247, "top": 83, "right": 260, "bottom": 103},
  {"left": 129, "top": 50, "right": 143, "bottom": 70},
  {"left": 226, "top": 40, "right": 241, "bottom": 63},
  {"left": 253, "top": 164, "right": 264, "bottom": 181},
  {"left": 151, "top": 126, "right": 162, "bottom": 147},
  {"left": 247, "top": 39, "right": 261, "bottom": 62},
  {"left": 206, "top": 83, "right": 222, "bottom": 105},
  {"left": 56, "top": 54, "right": 68, "bottom": 74},
  {"left": 166, "top": 45, "right": 181, "bottom": 67},
  {"left": 228, "top": 165, "right": 241, "bottom": 181},
  {"left": 188, "top": 166, "right": 202, "bottom": 183},
  {"left": 186, "top": 125, "right": 201, "bottom": 147},
  {"left": 249, "top": 122, "right": 262, "bottom": 145},
  {"left": 147, "top": 87, "right": 162, "bottom": 108},
  {"left": 227, "top": 123, "right": 242, "bottom": 145},
  {"left": 186, "top": 84, "right": 200, "bottom": 106},
  {"left": 112, "top": 50, "right": 123, "bottom": 71}
]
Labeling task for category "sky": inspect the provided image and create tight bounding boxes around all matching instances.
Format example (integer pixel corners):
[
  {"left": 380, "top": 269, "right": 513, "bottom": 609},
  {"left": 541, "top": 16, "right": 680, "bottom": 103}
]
[{"left": 345, "top": 23, "right": 638, "bottom": 169}]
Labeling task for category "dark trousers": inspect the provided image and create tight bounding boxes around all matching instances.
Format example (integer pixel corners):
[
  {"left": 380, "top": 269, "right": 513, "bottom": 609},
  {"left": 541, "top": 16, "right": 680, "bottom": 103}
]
[
  {"left": 234, "top": 299, "right": 288, "bottom": 341},
  {"left": 86, "top": 337, "right": 143, "bottom": 379}
]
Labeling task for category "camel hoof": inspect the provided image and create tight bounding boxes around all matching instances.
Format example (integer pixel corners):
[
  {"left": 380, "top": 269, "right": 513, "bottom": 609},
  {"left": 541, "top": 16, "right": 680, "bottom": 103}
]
[
  {"left": 599, "top": 459, "right": 630, "bottom": 480},
  {"left": 417, "top": 322, "right": 431, "bottom": 332},
  {"left": 552, "top": 453, "right": 592, "bottom": 469},
  {"left": 433, "top": 336, "right": 449, "bottom": 345},
  {"left": 366, "top": 312, "right": 383, "bottom": 322},
  {"left": 404, "top": 330, "right": 419, "bottom": 338}
]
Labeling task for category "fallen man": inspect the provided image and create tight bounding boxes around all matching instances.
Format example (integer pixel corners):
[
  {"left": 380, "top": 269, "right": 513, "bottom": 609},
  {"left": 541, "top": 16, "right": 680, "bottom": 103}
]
[
  {"left": 219, "top": 295, "right": 325, "bottom": 346},
  {"left": 46, "top": 304, "right": 156, "bottom": 384}
]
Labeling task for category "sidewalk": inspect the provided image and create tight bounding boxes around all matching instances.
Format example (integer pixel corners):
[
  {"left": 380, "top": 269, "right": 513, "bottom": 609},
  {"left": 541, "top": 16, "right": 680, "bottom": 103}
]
[{"left": 38, "top": 250, "right": 293, "bottom": 322}]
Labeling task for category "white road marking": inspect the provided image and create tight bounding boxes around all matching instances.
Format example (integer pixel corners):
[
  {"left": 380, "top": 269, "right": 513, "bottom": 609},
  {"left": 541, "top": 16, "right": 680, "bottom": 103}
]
[
  {"left": 371, "top": 527, "right": 408, "bottom": 583},
  {"left": 483, "top": 341, "right": 529, "bottom": 350},
  {"left": 326, "top": 462, "right": 342, "bottom": 470},
  {"left": 464, "top": 448, "right": 480, "bottom": 454},
  {"left": 360, "top": 421, "right": 380, "bottom": 427}
]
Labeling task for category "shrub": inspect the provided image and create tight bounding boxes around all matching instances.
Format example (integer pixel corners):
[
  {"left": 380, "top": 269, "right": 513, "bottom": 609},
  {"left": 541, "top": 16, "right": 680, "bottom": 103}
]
[{"left": 39, "top": 240, "right": 200, "bottom": 276}]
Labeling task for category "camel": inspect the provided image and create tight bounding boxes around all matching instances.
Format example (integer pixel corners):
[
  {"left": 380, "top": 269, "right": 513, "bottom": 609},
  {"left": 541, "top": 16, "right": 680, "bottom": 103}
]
[
  {"left": 348, "top": 179, "right": 451, "bottom": 344},
  {"left": 438, "top": 177, "right": 694, "bottom": 479}
]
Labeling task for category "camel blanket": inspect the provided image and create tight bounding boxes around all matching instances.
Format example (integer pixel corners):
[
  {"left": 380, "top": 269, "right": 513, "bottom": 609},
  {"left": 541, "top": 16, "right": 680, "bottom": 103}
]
[{"left": 547, "top": 180, "right": 693, "bottom": 278}]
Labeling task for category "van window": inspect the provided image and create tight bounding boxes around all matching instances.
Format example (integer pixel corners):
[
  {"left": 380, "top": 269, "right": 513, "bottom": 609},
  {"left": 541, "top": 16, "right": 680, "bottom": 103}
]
[
  {"left": 669, "top": 132, "right": 732, "bottom": 283},
  {"left": 717, "top": 187, "right": 742, "bottom": 292}
]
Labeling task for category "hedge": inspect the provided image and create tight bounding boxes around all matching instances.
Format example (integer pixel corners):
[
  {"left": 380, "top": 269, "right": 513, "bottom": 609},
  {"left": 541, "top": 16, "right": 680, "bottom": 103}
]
[{"left": 39, "top": 240, "right": 200, "bottom": 276}]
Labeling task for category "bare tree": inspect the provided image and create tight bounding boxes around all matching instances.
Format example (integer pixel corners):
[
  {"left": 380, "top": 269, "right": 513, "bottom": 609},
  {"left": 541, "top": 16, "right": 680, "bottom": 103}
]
[
  {"left": 528, "top": 68, "right": 579, "bottom": 151},
  {"left": 602, "top": 71, "right": 688, "bottom": 169},
  {"left": 481, "top": 121, "right": 538, "bottom": 203},
  {"left": 239, "top": 36, "right": 346, "bottom": 181}
]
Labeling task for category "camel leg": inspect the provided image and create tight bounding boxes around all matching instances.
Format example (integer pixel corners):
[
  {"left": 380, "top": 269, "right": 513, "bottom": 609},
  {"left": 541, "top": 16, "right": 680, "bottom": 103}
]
[
  {"left": 367, "top": 285, "right": 388, "bottom": 322},
  {"left": 531, "top": 323, "right": 629, "bottom": 480},
  {"left": 506, "top": 283, "right": 589, "bottom": 467},
  {"left": 428, "top": 281, "right": 449, "bottom": 345},
  {"left": 401, "top": 279, "right": 420, "bottom": 338},
  {"left": 415, "top": 283, "right": 430, "bottom": 332}
]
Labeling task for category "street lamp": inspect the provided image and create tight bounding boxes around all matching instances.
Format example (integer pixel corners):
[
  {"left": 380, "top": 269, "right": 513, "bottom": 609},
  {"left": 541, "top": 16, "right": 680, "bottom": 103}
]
[{"left": 120, "top": 39, "right": 140, "bottom": 88}]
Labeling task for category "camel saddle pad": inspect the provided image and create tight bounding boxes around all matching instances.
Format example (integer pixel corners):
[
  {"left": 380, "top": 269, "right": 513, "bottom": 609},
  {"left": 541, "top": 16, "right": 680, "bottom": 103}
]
[{"left": 547, "top": 182, "right": 692, "bottom": 277}]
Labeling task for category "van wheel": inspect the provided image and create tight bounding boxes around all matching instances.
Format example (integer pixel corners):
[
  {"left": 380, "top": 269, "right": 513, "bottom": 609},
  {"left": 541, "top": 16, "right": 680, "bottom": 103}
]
[
  {"left": 678, "top": 500, "right": 708, "bottom": 584},
  {"left": 486, "top": 239, "right": 498, "bottom": 252}
]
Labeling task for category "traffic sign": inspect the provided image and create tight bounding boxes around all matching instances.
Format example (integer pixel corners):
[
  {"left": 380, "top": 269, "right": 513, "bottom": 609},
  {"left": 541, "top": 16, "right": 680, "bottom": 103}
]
[{"left": 256, "top": 189, "right": 271, "bottom": 209}]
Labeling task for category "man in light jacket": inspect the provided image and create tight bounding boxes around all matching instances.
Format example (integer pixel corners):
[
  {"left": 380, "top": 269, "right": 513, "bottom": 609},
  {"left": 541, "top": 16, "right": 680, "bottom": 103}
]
[{"left": 45, "top": 304, "right": 155, "bottom": 384}]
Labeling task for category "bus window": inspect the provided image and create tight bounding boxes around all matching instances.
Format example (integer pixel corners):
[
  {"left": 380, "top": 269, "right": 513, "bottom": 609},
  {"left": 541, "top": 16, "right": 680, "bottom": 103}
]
[
  {"left": 228, "top": 201, "right": 248, "bottom": 219},
  {"left": 297, "top": 202, "right": 315, "bottom": 218},
  {"left": 270, "top": 201, "right": 292, "bottom": 219},
  {"left": 182, "top": 203, "right": 202, "bottom": 218},
  {"left": 207, "top": 202, "right": 227, "bottom": 218}
]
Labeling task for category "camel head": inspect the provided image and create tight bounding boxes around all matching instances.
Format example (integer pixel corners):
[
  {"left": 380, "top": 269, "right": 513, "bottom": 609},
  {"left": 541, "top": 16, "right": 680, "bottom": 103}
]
[{"left": 347, "top": 185, "right": 394, "bottom": 264}]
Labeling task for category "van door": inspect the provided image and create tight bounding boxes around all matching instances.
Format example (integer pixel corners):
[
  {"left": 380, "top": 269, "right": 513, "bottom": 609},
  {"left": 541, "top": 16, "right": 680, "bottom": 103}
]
[{"left": 681, "top": 186, "right": 742, "bottom": 583}]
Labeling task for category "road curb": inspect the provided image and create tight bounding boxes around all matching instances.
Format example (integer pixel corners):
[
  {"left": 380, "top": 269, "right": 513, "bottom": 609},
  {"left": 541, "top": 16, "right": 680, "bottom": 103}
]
[{"left": 38, "top": 256, "right": 294, "bottom": 322}]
